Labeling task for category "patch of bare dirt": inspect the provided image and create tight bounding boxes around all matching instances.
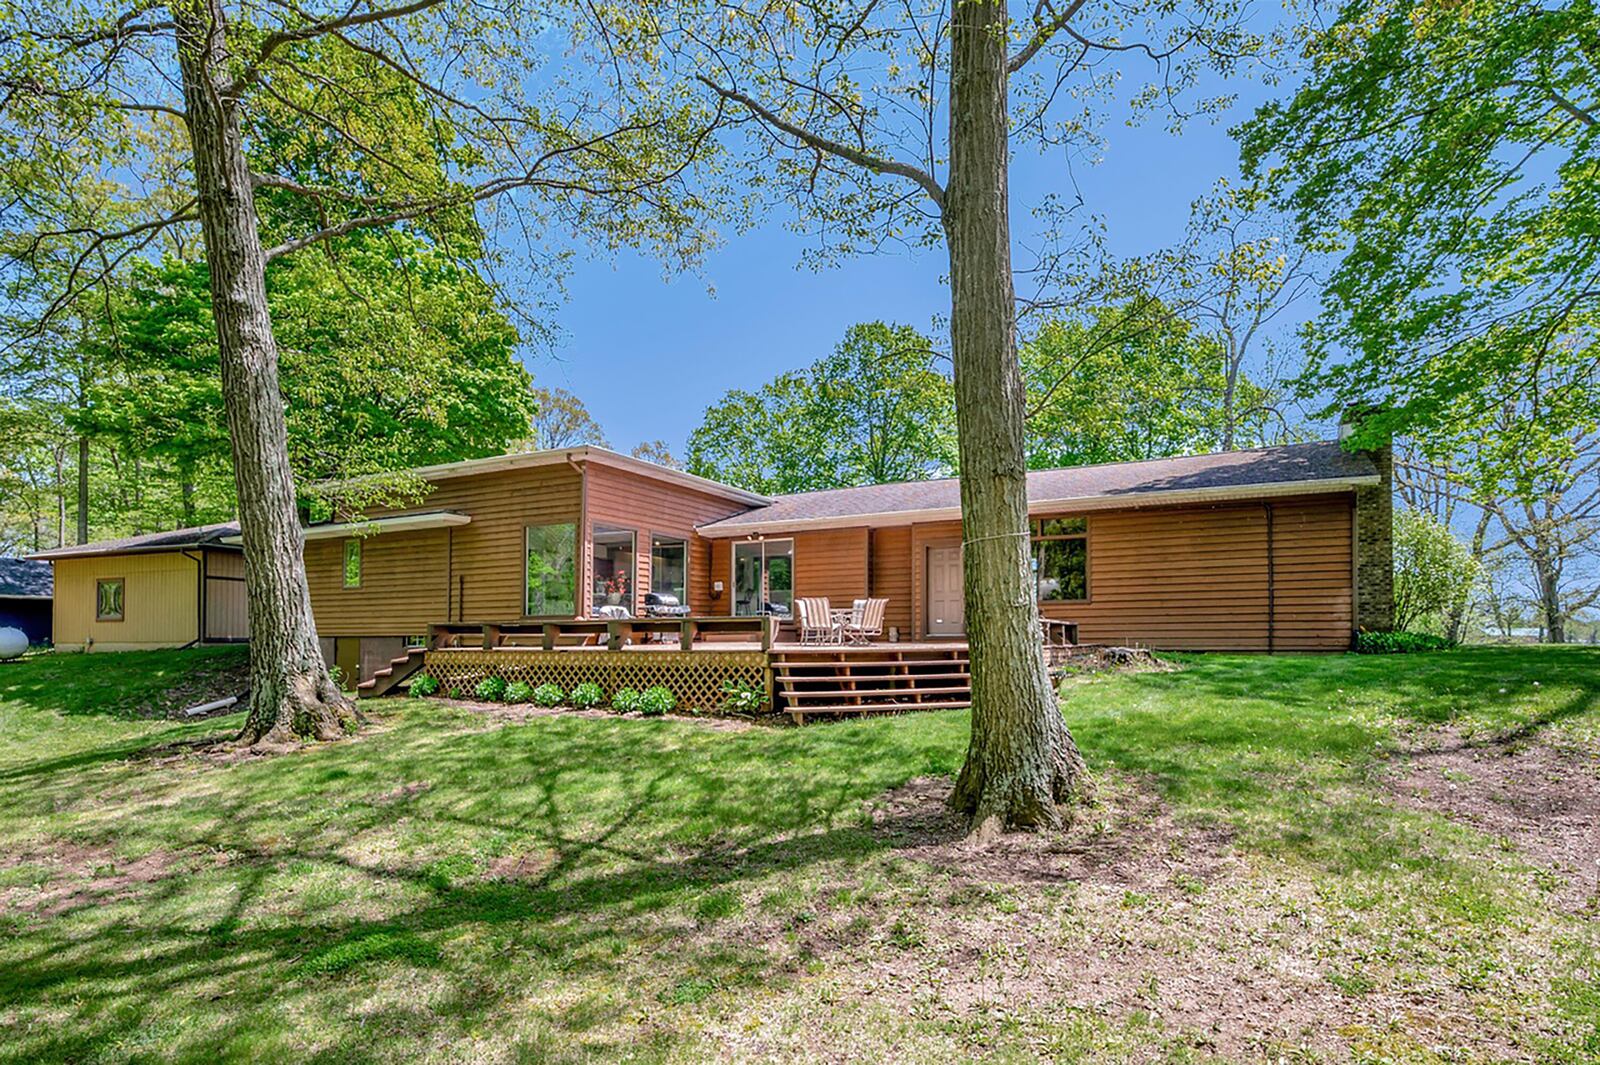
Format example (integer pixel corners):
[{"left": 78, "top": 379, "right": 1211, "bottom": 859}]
[
  {"left": 444, "top": 699, "right": 755, "bottom": 732},
  {"left": 1387, "top": 726, "right": 1600, "bottom": 910},
  {"left": 134, "top": 653, "right": 252, "bottom": 719},
  {"left": 699, "top": 774, "right": 1541, "bottom": 1062},
  {"left": 0, "top": 841, "right": 180, "bottom": 918}
]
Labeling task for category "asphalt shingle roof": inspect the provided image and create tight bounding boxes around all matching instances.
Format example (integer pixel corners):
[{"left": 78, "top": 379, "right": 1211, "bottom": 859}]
[
  {"left": 28, "top": 522, "right": 241, "bottom": 561},
  {"left": 698, "top": 440, "right": 1379, "bottom": 533},
  {"left": 0, "top": 558, "right": 52, "bottom": 598}
]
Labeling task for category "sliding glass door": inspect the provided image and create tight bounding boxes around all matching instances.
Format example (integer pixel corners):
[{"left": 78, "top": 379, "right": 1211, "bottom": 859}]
[{"left": 732, "top": 539, "right": 793, "bottom": 617}]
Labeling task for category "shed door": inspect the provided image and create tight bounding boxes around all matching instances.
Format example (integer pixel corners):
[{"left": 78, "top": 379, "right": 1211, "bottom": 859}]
[{"left": 926, "top": 546, "right": 964, "bottom": 636}]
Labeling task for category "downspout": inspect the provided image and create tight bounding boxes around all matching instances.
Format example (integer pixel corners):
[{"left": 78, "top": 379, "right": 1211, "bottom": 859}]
[
  {"left": 1264, "top": 503, "right": 1275, "bottom": 654},
  {"left": 181, "top": 548, "right": 204, "bottom": 649}
]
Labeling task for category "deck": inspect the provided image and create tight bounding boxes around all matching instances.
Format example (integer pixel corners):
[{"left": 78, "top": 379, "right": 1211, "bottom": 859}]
[{"left": 365, "top": 617, "right": 1078, "bottom": 723}]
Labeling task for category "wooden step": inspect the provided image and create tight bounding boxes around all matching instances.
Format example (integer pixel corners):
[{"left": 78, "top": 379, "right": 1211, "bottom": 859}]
[
  {"left": 770, "top": 656, "right": 967, "bottom": 666},
  {"left": 357, "top": 646, "right": 427, "bottom": 699},
  {"left": 790, "top": 699, "right": 972, "bottom": 717},
  {"left": 780, "top": 685, "right": 972, "bottom": 701}
]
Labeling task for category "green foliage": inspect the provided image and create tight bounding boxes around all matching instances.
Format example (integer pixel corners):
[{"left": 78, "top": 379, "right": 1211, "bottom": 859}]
[
  {"left": 504, "top": 681, "right": 535, "bottom": 704},
  {"left": 1394, "top": 509, "right": 1482, "bottom": 634},
  {"left": 1238, "top": 0, "right": 1600, "bottom": 468},
  {"left": 474, "top": 676, "right": 508, "bottom": 703},
  {"left": 409, "top": 674, "right": 440, "bottom": 698},
  {"left": 570, "top": 682, "right": 605, "bottom": 709},
  {"left": 1020, "top": 302, "right": 1277, "bottom": 469},
  {"left": 532, "top": 683, "right": 565, "bottom": 708},
  {"left": 611, "top": 687, "right": 644, "bottom": 714},
  {"left": 719, "top": 679, "right": 769, "bottom": 714},
  {"left": 639, "top": 686, "right": 676, "bottom": 717},
  {"left": 292, "top": 931, "right": 441, "bottom": 979},
  {"left": 687, "top": 322, "right": 955, "bottom": 493},
  {"left": 1354, "top": 631, "right": 1456, "bottom": 655}
]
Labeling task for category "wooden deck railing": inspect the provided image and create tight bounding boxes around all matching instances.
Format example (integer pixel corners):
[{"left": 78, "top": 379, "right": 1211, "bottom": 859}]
[{"left": 429, "top": 615, "right": 777, "bottom": 652}]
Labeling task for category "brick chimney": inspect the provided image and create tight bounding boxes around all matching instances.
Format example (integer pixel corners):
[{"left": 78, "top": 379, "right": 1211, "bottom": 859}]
[{"left": 1342, "top": 405, "right": 1394, "bottom": 633}]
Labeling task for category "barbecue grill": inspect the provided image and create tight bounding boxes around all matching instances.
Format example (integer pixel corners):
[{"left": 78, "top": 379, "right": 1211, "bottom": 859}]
[{"left": 643, "top": 591, "right": 691, "bottom": 617}]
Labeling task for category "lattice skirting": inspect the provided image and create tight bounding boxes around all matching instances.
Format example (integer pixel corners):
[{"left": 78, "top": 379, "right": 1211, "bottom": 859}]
[{"left": 422, "top": 649, "right": 769, "bottom": 712}]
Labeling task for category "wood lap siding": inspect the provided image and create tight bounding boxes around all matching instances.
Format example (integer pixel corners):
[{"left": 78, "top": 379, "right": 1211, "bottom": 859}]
[
  {"left": 869, "top": 527, "right": 914, "bottom": 636},
  {"left": 584, "top": 464, "right": 752, "bottom": 616},
  {"left": 793, "top": 528, "right": 870, "bottom": 605},
  {"left": 306, "top": 529, "right": 450, "bottom": 635},
  {"left": 1269, "top": 496, "right": 1354, "bottom": 650},
  {"left": 305, "top": 464, "right": 582, "bottom": 630},
  {"left": 1040, "top": 494, "right": 1354, "bottom": 651}
]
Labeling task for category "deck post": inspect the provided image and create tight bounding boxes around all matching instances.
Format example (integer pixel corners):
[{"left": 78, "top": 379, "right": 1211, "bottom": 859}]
[
  {"left": 541, "top": 623, "right": 557, "bottom": 651},
  {"left": 606, "top": 620, "right": 624, "bottom": 651},
  {"left": 680, "top": 619, "right": 696, "bottom": 648},
  {"left": 481, "top": 624, "right": 501, "bottom": 651}
]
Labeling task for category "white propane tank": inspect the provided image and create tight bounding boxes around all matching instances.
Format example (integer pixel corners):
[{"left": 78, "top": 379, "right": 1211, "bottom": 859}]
[{"left": 0, "top": 626, "right": 28, "bottom": 660}]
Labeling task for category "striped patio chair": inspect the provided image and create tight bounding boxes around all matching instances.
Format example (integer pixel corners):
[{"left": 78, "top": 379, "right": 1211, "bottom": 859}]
[{"left": 795, "top": 597, "right": 838, "bottom": 644}]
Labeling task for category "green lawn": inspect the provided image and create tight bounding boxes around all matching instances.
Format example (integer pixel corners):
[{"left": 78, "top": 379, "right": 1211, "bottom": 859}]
[{"left": 0, "top": 646, "right": 1595, "bottom": 1063}]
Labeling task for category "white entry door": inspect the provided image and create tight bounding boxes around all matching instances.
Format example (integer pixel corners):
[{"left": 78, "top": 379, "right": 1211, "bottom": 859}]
[{"left": 926, "top": 546, "right": 965, "bottom": 636}]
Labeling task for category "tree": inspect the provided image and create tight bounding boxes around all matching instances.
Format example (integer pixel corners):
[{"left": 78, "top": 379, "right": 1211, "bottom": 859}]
[
  {"left": 690, "top": 0, "right": 1258, "bottom": 830},
  {"left": 528, "top": 388, "right": 610, "bottom": 451},
  {"left": 1238, "top": 0, "right": 1600, "bottom": 471},
  {"left": 1392, "top": 508, "right": 1481, "bottom": 634},
  {"left": 4, "top": 0, "right": 722, "bottom": 746},
  {"left": 686, "top": 322, "right": 955, "bottom": 494},
  {"left": 628, "top": 440, "right": 682, "bottom": 469},
  {"left": 1020, "top": 302, "right": 1279, "bottom": 469}
]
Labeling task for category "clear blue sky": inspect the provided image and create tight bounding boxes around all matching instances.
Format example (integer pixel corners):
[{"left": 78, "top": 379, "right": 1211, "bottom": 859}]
[{"left": 533, "top": 76, "right": 1287, "bottom": 456}]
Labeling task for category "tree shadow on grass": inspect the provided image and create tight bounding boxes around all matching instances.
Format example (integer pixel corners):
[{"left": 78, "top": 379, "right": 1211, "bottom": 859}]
[{"left": 0, "top": 759, "right": 923, "bottom": 1063}]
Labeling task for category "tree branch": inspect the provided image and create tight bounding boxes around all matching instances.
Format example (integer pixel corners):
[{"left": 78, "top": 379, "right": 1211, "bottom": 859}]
[
  {"left": 228, "top": 0, "right": 445, "bottom": 95},
  {"left": 696, "top": 75, "right": 945, "bottom": 212},
  {"left": 1008, "top": 0, "right": 1089, "bottom": 74}
]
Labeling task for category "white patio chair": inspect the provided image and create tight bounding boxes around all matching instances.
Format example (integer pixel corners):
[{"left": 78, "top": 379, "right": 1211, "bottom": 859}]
[
  {"left": 795, "top": 597, "right": 839, "bottom": 644},
  {"left": 842, "top": 597, "right": 888, "bottom": 645}
]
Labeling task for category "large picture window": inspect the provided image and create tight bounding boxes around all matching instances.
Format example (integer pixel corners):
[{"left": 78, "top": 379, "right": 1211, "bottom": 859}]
[
  {"left": 95, "top": 578, "right": 125, "bottom": 621},
  {"left": 650, "top": 535, "right": 687, "bottom": 607},
  {"left": 1032, "top": 517, "right": 1088, "bottom": 602},
  {"left": 525, "top": 522, "right": 577, "bottom": 617},
  {"left": 592, "top": 525, "right": 636, "bottom": 614}
]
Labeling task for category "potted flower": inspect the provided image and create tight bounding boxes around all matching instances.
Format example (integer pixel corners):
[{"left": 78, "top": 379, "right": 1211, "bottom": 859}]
[{"left": 603, "top": 571, "right": 629, "bottom": 606}]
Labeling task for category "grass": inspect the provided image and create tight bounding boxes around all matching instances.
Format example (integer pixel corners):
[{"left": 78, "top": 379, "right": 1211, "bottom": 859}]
[{"left": 0, "top": 645, "right": 1595, "bottom": 1062}]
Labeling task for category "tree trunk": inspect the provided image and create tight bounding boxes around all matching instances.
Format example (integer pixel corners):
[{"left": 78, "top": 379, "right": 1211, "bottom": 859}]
[
  {"left": 172, "top": 0, "right": 356, "bottom": 747},
  {"left": 1533, "top": 556, "right": 1566, "bottom": 644},
  {"left": 76, "top": 434, "right": 89, "bottom": 544},
  {"left": 943, "top": 0, "right": 1088, "bottom": 835}
]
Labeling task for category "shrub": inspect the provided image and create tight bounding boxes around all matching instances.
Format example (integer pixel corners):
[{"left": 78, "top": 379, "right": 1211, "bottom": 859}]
[
  {"left": 570, "top": 681, "right": 604, "bottom": 709},
  {"left": 533, "top": 682, "right": 565, "bottom": 707},
  {"left": 612, "top": 687, "right": 643, "bottom": 713},
  {"left": 1393, "top": 508, "right": 1480, "bottom": 633},
  {"left": 504, "top": 681, "right": 534, "bottom": 704},
  {"left": 1354, "top": 630, "right": 1455, "bottom": 655},
  {"left": 639, "top": 686, "right": 676, "bottom": 716},
  {"left": 409, "top": 673, "right": 440, "bottom": 697},
  {"left": 719, "top": 679, "right": 768, "bottom": 714},
  {"left": 474, "top": 675, "right": 507, "bottom": 702}
]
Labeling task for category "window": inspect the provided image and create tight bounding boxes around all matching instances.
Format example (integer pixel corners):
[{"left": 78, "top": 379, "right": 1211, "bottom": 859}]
[
  {"left": 1032, "top": 517, "right": 1088, "bottom": 602},
  {"left": 342, "top": 538, "right": 362, "bottom": 588},
  {"left": 592, "top": 525, "right": 636, "bottom": 613},
  {"left": 733, "top": 539, "right": 793, "bottom": 617},
  {"left": 525, "top": 522, "right": 577, "bottom": 616},
  {"left": 650, "top": 535, "right": 687, "bottom": 606},
  {"left": 95, "top": 578, "right": 125, "bottom": 621}
]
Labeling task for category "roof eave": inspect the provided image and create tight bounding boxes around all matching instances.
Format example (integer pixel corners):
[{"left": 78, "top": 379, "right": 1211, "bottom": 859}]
[
  {"left": 695, "top": 475, "right": 1379, "bottom": 538},
  {"left": 29, "top": 540, "right": 239, "bottom": 561},
  {"left": 322, "top": 446, "right": 772, "bottom": 508}
]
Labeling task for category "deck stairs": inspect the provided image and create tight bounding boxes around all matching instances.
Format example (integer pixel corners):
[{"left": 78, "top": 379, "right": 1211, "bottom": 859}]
[
  {"left": 357, "top": 646, "right": 428, "bottom": 699},
  {"left": 770, "top": 644, "right": 972, "bottom": 723}
]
